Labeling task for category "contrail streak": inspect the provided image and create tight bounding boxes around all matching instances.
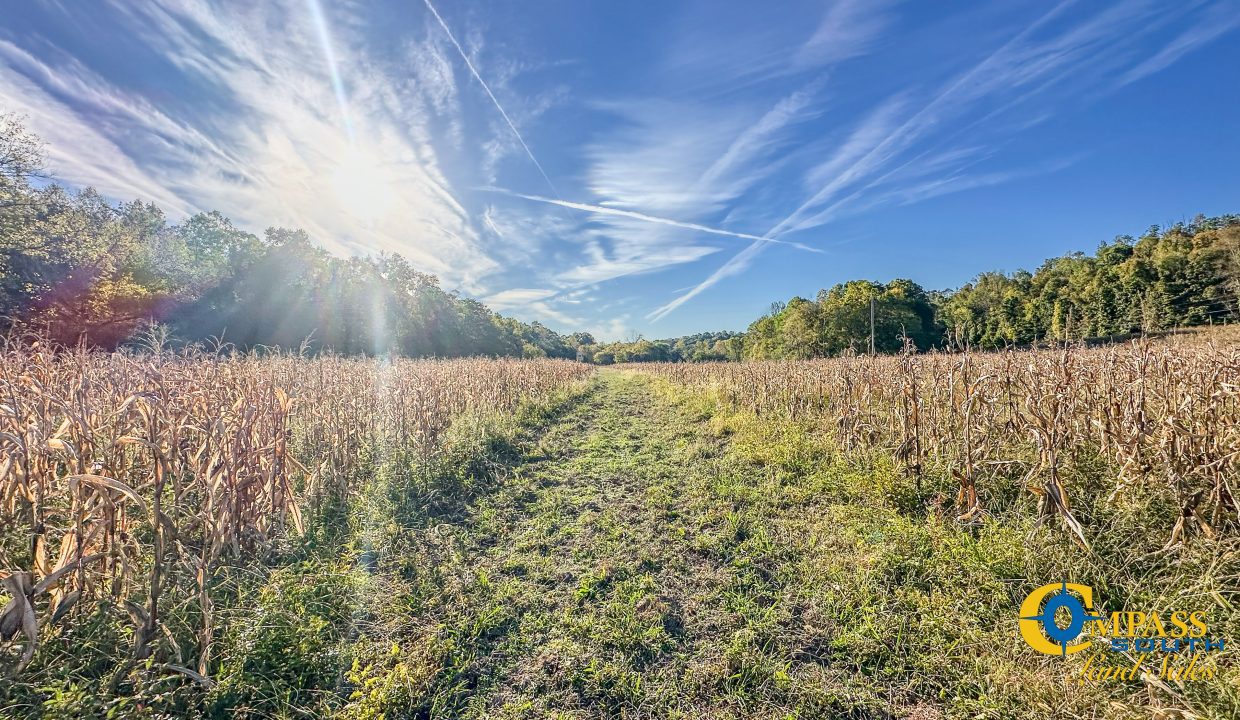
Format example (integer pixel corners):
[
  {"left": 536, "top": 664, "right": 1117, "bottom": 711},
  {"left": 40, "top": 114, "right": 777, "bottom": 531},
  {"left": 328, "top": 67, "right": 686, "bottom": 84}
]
[
  {"left": 423, "top": 0, "right": 560, "bottom": 197},
  {"left": 487, "top": 188, "right": 822, "bottom": 252},
  {"left": 647, "top": 202, "right": 812, "bottom": 322},
  {"left": 647, "top": 240, "right": 767, "bottom": 321}
]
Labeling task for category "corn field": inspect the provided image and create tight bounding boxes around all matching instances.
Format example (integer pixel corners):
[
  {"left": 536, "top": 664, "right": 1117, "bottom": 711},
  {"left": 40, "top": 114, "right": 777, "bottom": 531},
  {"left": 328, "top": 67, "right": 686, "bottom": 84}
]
[
  {"left": 0, "top": 344, "right": 590, "bottom": 679},
  {"left": 630, "top": 337, "right": 1240, "bottom": 551}
]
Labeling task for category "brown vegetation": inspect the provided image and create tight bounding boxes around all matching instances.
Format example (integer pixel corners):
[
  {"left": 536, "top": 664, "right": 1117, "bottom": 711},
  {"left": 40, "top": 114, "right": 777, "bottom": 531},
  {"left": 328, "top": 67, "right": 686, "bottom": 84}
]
[
  {"left": 0, "top": 342, "right": 589, "bottom": 679},
  {"left": 628, "top": 333, "right": 1240, "bottom": 551}
]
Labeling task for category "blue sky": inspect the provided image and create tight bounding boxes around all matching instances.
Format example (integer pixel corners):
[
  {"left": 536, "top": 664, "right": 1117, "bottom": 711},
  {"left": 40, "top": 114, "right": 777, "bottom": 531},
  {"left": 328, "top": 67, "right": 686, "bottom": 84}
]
[{"left": 2, "top": 1, "right": 1238, "bottom": 340}]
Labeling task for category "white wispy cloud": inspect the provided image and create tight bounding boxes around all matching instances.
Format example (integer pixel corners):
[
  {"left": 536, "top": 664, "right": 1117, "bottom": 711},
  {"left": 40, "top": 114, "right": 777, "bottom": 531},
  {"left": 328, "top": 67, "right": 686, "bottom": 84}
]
[
  {"left": 483, "top": 287, "right": 577, "bottom": 325},
  {"left": 503, "top": 0, "right": 889, "bottom": 305},
  {"left": 0, "top": 41, "right": 197, "bottom": 214},
  {"left": 1120, "top": 2, "right": 1240, "bottom": 85},
  {"left": 650, "top": 0, "right": 1233, "bottom": 322},
  {"left": 479, "top": 203, "right": 578, "bottom": 267},
  {"left": 558, "top": 241, "right": 720, "bottom": 286},
  {"left": 542, "top": 77, "right": 833, "bottom": 295},
  {"left": 471, "top": 79, "right": 830, "bottom": 313},
  {"left": 793, "top": 0, "right": 898, "bottom": 69},
  {"left": 696, "top": 79, "right": 827, "bottom": 194},
  {"left": 593, "top": 314, "right": 634, "bottom": 343},
  {"left": 484, "top": 287, "right": 557, "bottom": 305},
  {"left": 646, "top": 239, "right": 767, "bottom": 322},
  {"left": 570, "top": 0, "right": 906, "bottom": 324}
]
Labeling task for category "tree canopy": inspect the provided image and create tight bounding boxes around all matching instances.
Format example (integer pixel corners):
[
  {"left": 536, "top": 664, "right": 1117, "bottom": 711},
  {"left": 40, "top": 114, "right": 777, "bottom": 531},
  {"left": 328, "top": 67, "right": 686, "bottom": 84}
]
[
  {"left": 580, "top": 331, "right": 742, "bottom": 364},
  {"left": 742, "top": 279, "right": 940, "bottom": 359},
  {"left": 939, "top": 220, "right": 1240, "bottom": 348}
]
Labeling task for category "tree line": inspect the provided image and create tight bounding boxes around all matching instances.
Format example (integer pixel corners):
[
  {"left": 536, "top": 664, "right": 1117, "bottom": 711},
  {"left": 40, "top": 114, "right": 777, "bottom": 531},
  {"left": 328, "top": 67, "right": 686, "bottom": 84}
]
[
  {"left": 580, "top": 331, "right": 742, "bottom": 364},
  {"left": 595, "top": 221, "right": 1240, "bottom": 363}
]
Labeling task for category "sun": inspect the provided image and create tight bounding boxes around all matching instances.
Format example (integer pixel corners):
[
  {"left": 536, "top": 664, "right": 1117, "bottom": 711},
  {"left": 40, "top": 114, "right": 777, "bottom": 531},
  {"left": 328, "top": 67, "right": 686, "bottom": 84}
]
[{"left": 330, "top": 150, "right": 397, "bottom": 224}]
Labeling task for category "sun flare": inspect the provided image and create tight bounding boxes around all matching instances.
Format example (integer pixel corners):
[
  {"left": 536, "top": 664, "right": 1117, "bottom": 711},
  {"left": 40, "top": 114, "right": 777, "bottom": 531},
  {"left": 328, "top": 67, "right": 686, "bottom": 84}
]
[{"left": 330, "top": 150, "right": 396, "bottom": 223}]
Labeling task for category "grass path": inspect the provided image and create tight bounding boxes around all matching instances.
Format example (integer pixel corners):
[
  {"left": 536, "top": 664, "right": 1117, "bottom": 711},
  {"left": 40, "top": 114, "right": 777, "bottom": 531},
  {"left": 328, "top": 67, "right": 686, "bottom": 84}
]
[
  {"left": 363, "top": 368, "right": 872, "bottom": 718},
  {"left": 402, "top": 369, "right": 742, "bottom": 718}
]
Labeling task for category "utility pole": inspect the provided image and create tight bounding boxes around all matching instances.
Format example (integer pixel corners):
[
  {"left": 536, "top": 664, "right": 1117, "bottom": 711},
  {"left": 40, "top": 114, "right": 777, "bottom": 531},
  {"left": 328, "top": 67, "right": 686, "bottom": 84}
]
[{"left": 869, "top": 297, "right": 876, "bottom": 356}]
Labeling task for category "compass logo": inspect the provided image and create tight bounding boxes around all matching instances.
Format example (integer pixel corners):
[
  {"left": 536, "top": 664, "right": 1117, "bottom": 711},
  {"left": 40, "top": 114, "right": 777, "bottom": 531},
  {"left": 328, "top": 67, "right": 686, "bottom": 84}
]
[
  {"left": 1018, "top": 581, "right": 1101, "bottom": 656},
  {"left": 1018, "top": 580, "right": 1225, "bottom": 682}
]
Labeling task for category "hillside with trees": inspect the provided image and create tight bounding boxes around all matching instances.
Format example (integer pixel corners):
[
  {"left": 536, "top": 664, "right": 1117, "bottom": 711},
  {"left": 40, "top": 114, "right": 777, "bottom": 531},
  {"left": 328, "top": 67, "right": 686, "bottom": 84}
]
[
  {"left": 939, "top": 218, "right": 1240, "bottom": 348},
  {"left": 743, "top": 279, "right": 941, "bottom": 358},
  {"left": 729, "top": 217, "right": 1240, "bottom": 360}
]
